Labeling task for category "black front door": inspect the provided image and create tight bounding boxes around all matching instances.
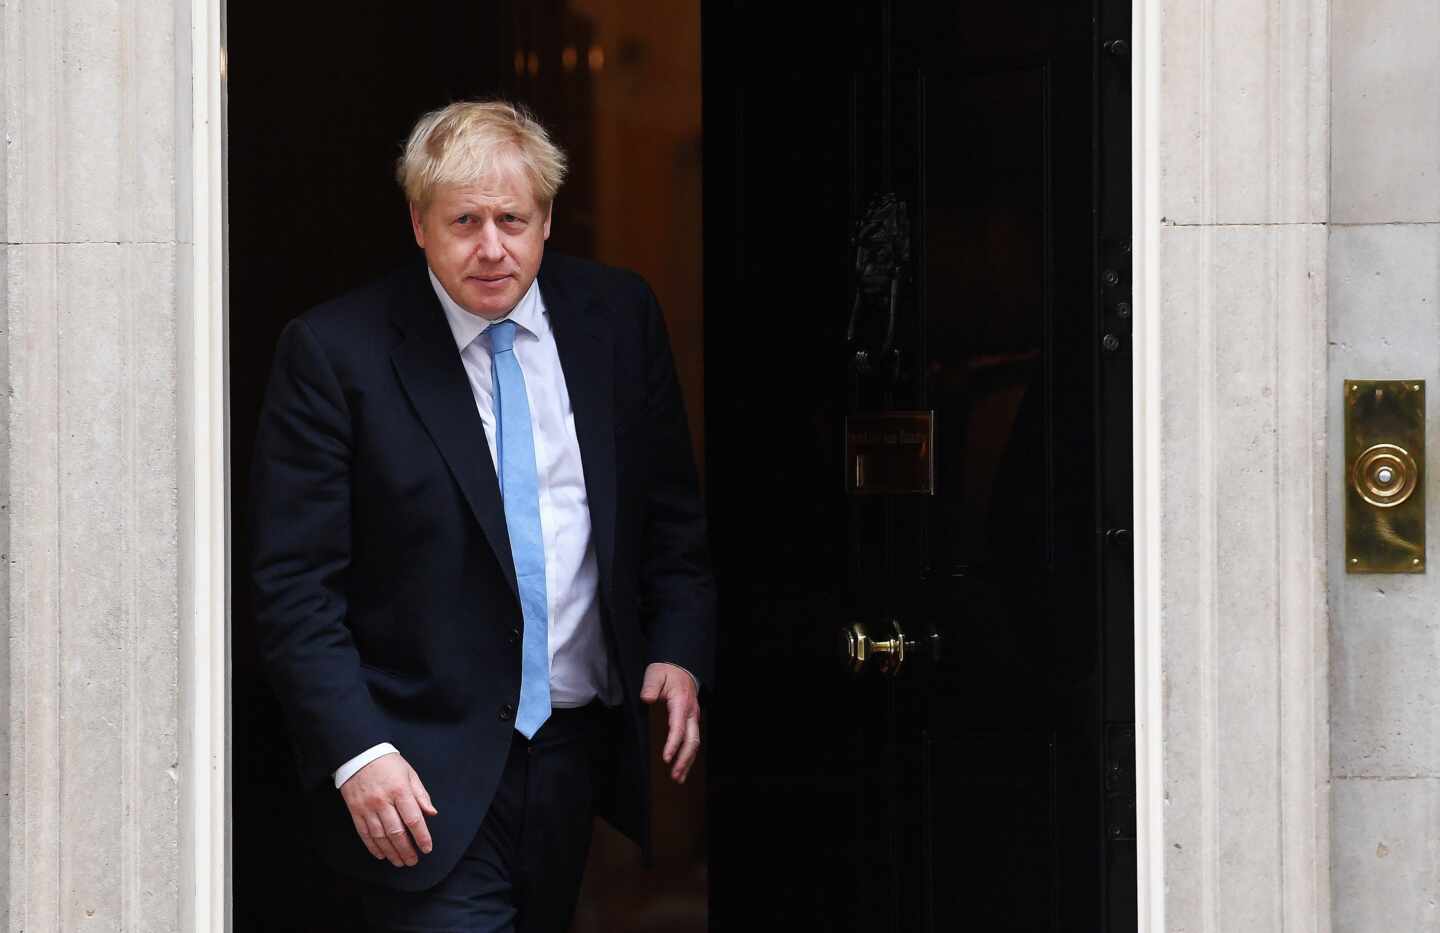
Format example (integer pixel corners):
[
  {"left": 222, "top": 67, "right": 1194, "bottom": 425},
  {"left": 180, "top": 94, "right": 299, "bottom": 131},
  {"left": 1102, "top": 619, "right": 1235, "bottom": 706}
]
[{"left": 702, "top": 2, "right": 1134, "bottom": 929}]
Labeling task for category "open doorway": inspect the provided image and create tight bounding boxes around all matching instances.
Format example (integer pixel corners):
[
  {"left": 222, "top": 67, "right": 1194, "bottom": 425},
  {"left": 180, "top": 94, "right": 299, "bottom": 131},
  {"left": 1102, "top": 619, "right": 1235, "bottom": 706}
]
[
  {"left": 228, "top": 0, "right": 1133, "bottom": 928},
  {"left": 227, "top": 3, "right": 705, "bottom": 929}
]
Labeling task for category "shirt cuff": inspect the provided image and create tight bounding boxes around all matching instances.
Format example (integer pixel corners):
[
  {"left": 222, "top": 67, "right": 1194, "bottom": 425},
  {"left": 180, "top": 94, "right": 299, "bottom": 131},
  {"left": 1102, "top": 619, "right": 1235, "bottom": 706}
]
[
  {"left": 333, "top": 742, "right": 400, "bottom": 789},
  {"left": 663, "top": 662, "right": 700, "bottom": 694}
]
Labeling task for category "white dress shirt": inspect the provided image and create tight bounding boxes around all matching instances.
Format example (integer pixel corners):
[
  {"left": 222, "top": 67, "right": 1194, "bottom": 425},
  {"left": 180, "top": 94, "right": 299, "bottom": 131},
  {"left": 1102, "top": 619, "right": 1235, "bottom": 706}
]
[{"left": 335, "top": 269, "right": 655, "bottom": 788}]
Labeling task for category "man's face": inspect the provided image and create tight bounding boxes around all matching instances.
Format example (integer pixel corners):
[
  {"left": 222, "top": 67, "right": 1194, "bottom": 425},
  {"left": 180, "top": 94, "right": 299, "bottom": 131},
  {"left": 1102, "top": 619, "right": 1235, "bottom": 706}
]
[{"left": 410, "top": 166, "right": 552, "bottom": 319}]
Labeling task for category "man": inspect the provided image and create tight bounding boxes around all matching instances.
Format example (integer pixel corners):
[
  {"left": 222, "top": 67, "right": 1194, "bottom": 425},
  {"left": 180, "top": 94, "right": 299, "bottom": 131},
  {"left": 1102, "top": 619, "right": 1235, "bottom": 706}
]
[{"left": 250, "top": 100, "right": 716, "bottom": 931}]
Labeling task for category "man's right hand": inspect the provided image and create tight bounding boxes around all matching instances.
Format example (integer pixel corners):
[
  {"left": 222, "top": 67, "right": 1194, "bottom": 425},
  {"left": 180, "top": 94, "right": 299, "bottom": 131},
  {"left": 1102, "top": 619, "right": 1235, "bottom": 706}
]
[{"left": 338, "top": 752, "right": 438, "bottom": 867}]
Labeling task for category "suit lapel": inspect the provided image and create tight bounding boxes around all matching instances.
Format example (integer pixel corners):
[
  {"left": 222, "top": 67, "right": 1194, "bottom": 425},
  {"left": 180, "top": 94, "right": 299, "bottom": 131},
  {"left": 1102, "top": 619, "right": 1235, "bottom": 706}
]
[
  {"left": 388, "top": 266, "right": 519, "bottom": 599},
  {"left": 542, "top": 262, "right": 618, "bottom": 599}
]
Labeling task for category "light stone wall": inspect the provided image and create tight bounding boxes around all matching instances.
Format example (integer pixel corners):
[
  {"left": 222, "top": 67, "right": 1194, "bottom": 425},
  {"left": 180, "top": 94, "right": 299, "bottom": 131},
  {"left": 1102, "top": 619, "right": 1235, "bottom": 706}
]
[
  {"left": 2, "top": 0, "right": 189, "bottom": 930},
  {"left": 1329, "top": 0, "right": 1440, "bottom": 929},
  {"left": 1154, "top": 0, "right": 1332, "bottom": 930},
  {"left": 3, "top": 0, "right": 1431, "bottom": 929}
]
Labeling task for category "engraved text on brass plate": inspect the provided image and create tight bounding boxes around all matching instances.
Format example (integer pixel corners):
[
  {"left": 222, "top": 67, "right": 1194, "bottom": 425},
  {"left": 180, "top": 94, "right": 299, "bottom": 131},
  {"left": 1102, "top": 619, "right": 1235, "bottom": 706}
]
[{"left": 845, "top": 412, "right": 935, "bottom": 495}]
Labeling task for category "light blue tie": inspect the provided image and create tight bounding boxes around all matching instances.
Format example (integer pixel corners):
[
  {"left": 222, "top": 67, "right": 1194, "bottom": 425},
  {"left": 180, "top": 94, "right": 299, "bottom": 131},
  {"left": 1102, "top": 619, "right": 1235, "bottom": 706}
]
[{"left": 487, "top": 320, "right": 551, "bottom": 738}]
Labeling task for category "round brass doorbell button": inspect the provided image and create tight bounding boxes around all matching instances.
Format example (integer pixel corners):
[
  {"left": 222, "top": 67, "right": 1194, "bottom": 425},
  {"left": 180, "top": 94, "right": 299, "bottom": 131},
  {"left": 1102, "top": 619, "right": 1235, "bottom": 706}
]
[{"left": 1352, "top": 443, "right": 1419, "bottom": 508}]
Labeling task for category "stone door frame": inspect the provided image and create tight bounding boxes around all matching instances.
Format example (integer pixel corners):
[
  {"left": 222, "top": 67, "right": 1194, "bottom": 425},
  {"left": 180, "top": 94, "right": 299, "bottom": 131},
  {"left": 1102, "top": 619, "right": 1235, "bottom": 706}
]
[
  {"left": 183, "top": 0, "right": 230, "bottom": 928},
  {"left": 1132, "top": 0, "right": 1164, "bottom": 925},
  {"left": 177, "top": 0, "right": 1328, "bottom": 929},
  {"left": 1128, "top": 0, "right": 1332, "bottom": 930}
]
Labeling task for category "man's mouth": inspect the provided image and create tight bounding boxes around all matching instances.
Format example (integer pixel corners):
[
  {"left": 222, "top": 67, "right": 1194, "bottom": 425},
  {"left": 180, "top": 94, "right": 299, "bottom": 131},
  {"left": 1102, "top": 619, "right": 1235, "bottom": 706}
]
[{"left": 469, "top": 273, "right": 511, "bottom": 284}]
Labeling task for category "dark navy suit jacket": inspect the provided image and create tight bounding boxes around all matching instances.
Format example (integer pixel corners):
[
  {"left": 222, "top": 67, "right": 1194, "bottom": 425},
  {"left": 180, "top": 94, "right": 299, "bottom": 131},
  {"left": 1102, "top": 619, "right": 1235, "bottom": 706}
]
[{"left": 249, "top": 253, "right": 716, "bottom": 891}]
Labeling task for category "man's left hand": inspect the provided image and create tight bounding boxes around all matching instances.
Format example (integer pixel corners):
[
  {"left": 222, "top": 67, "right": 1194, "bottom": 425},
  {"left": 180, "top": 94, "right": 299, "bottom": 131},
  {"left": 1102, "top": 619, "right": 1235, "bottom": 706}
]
[{"left": 640, "top": 662, "right": 701, "bottom": 784}]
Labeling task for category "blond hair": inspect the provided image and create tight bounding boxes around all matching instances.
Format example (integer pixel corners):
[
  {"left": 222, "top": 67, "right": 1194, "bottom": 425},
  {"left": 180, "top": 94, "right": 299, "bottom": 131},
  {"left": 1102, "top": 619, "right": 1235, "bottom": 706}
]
[{"left": 396, "top": 100, "right": 568, "bottom": 209}]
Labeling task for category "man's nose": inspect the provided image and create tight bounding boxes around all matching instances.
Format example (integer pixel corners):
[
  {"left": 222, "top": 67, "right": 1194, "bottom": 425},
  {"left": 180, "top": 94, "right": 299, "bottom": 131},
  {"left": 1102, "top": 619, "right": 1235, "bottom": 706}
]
[{"left": 473, "top": 222, "right": 505, "bottom": 263}]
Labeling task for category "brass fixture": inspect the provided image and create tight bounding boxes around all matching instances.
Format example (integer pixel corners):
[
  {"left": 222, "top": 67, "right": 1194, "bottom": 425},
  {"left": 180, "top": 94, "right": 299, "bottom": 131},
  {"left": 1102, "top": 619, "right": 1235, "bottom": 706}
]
[
  {"left": 844, "top": 412, "right": 935, "bottom": 495},
  {"left": 842, "top": 619, "right": 915, "bottom": 675},
  {"left": 1352, "top": 443, "right": 1419, "bottom": 508},
  {"left": 1345, "top": 380, "right": 1425, "bottom": 573}
]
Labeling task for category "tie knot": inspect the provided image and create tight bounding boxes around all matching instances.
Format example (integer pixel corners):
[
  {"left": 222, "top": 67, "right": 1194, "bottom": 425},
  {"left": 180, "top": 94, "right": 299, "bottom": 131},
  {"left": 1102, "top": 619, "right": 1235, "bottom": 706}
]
[{"left": 487, "top": 319, "right": 518, "bottom": 355}]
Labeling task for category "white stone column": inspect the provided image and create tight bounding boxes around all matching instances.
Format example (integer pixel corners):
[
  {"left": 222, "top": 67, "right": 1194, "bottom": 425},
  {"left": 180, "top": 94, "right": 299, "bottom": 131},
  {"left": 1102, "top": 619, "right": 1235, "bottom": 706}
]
[
  {"left": 1136, "top": 0, "right": 1332, "bottom": 928},
  {"left": 2, "top": 0, "right": 195, "bottom": 929},
  {"left": 1328, "top": 0, "right": 1440, "bottom": 929}
]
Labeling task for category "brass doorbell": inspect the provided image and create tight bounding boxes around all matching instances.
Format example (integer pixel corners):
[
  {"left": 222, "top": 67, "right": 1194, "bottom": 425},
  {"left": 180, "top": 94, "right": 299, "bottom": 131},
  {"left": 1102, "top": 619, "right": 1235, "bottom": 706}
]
[{"left": 1345, "top": 380, "right": 1425, "bottom": 573}]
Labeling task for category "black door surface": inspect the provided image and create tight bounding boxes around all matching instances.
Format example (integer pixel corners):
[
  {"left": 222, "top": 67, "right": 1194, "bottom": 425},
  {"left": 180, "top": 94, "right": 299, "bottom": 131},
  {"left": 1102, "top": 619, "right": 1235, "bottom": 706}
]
[{"left": 702, "top": 2, "right": 1134, "bottom": 930}]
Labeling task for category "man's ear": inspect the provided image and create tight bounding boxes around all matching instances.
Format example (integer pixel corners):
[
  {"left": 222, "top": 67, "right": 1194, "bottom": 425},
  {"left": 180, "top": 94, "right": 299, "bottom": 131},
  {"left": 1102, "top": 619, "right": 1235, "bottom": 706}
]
[
  {"left": 542, "top": 202, "right": 553, "bottom": 241},
  {"left": 409, "top": 202, "right": 426, "bottom": 249}
]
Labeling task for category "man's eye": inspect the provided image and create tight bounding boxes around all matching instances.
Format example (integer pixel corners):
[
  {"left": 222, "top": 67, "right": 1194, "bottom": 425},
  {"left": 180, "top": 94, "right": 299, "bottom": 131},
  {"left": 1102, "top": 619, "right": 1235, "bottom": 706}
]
[
  {"left": 455, "top": 214, "right": 473, "bottom": 225},
  {"left": 501, "top": 214, "right": 521, "bottom": 224}
]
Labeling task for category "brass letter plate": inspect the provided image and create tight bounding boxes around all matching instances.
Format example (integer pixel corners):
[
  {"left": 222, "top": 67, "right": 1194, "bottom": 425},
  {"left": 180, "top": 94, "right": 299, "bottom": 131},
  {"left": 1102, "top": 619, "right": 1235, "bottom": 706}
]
[
  {"left": 845, "top": 411, "right": 935, "bottom": 495},
  {"left": 1346, "top": 380, "right": 1425, "bottom": 573}
]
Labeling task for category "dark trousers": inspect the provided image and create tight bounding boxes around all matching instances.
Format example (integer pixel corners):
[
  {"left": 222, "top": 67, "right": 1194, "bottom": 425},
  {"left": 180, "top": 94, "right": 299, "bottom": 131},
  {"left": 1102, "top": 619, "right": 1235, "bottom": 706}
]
[{"left": 360, "top": 702, "right": 613, "bottom": 933}]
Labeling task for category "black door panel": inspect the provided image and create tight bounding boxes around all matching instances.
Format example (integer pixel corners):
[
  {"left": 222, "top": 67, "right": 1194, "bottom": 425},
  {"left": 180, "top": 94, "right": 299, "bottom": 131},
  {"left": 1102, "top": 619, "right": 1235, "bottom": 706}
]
[{"left": 703, "top": 1, "right": 1133, "bottom": 929}]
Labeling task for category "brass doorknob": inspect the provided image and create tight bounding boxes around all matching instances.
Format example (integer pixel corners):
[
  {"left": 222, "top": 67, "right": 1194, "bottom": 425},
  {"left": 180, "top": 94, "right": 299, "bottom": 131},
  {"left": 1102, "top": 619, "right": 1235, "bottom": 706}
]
[{"left": 842, "top": 620, "right": 913, "bottom": 675}]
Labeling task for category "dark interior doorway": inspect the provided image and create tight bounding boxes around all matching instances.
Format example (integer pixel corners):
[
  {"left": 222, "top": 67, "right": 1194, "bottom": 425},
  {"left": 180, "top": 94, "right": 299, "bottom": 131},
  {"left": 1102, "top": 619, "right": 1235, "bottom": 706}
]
[
  {"left": 228, "top": 3, "right": 706, "bottom": 930},
  {"left": 229, "top": 0, "right": 1133, "bottom": 929},
  {"left": 701, "top": 0, "right": 1135, "bottom": 929}
]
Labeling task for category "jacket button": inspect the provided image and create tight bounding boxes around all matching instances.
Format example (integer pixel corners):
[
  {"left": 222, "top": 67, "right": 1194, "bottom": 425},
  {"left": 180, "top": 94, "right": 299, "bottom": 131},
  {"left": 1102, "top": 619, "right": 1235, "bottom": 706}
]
[
  {"left": 508, "top": 627, "right": 520, "bottom": 646},
  {"left": 498, "top": 704, "right": 515, "bottom": 722}
]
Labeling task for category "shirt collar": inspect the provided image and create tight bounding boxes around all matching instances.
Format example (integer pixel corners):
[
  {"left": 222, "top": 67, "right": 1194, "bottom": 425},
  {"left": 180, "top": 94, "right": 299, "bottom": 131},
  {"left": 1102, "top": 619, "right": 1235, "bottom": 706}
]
[{"left": 428, "top": 267, "right": 547, "bottom": 352}]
